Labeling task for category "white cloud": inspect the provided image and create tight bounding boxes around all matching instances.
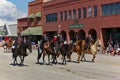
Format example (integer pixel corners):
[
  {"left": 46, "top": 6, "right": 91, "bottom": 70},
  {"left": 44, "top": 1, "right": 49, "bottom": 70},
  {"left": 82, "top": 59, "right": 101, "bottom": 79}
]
[{"left": 0, "top": 0, "right": 27, "bottom": 21}]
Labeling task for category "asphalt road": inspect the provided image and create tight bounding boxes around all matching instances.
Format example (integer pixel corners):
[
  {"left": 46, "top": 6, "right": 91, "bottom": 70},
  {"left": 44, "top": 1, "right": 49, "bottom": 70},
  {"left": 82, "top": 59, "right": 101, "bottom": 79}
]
[{"left": 0, "top": 47, "right": 120, "bottom": 80}]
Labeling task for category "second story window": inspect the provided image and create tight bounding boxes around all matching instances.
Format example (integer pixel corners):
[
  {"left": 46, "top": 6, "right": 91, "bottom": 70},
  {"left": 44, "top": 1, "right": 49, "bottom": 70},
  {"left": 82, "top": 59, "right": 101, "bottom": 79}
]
[
  {"left": 73, "top": 9, "right": 76, "bottom": 19},
  {"left": 64, "top": 11, "right": 67, "bottom": 21},
  {"left": 60, "top": 12, "right": 63, "bottom": 21},
  {"left": 94, "top": 5, "right": 98, "bottom": 17},
  {"left": 83, "top": 7, "right": 86, "bottom": 18},
  {"left": 88, "top": 6, "right": 92, "bottom": 17},
  {"left": 78, "top": 8, "right": 81, "bottom": 19},
  {"left": 46, "top": 13, "right": 57, "bottom": 22},
  {"left": 102, "top": 2, "right": 120, "bottom": 16},
  {"left": 68, "top": 10, "right": 72, "bottom": 20}
]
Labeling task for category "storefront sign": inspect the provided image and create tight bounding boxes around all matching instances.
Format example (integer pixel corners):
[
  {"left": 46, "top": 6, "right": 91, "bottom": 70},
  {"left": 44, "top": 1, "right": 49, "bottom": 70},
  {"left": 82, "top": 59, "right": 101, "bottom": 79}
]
[{"left": 69, "top": 24, "right": 84, "bottom": 28}]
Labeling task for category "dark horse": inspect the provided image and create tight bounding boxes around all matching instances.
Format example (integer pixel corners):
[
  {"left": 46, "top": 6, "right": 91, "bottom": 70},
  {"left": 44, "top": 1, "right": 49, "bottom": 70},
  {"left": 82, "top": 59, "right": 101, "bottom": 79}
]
[
  {"left": 60, "top": 42, "right": 69, "bottom": 64},
  {"left": 12, "top": 41, "right": 32, "bottom": 65},
  {"left": 37, "top": 41, "right": 53, "bottom": 64},
  {"left": 50, "top": 40, "right": 62, "bottom": 64},
  {"left": 37, "top": 40, "right": 62, "bottom": 65}
]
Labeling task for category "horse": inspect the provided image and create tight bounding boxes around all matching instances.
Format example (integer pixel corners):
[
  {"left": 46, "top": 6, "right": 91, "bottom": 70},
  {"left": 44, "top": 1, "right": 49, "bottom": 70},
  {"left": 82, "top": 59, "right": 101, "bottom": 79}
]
[
  {"left": 81, "top": 39, "right": 102, "bottom": 62},
  {"left": 3, "top": 39, "right": 13, "bottom": 53},
  {"left": 37, "top": 40, "right": 54, "bottom": 64},
  {"left": 7, "top": 39, "right": 13, "bottom": 52},
  {"left": 59, "top": 41, "right": 70, "bottom": 64},
  {"left": 12, "top": 41, "right": 32, "bottom": 65},
  {"left": 68, "top": 40, "right": 85, "bottom": 63}
]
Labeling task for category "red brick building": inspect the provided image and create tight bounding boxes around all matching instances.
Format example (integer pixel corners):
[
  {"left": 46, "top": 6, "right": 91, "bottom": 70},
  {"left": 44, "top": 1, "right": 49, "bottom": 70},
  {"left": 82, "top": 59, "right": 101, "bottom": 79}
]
[
  {"left": 42, "top": 0, "right": 120, "bottom": 46},
  {"left": 17, "top": 0, "right": 43, "bottom": 36},
  {"left": 18, "top": 0, "right": 120, "bottom": 46},
  {"left": 17, "top": 17, "right": 28, "bottom": 33}
]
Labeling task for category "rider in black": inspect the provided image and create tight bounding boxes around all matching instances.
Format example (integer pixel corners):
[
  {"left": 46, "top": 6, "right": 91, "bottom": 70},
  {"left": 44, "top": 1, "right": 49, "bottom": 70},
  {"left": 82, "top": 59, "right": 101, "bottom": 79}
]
[{"left": 85, "top": 34, "right": 93, "bottom": 50}]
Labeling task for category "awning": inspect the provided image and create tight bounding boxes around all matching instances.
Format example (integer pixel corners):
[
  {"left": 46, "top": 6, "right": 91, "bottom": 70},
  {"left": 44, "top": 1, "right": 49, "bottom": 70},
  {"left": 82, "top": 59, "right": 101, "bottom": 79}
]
[
  {"left": 21, "top": 26, "right": 42, "bottom": 35},
  {"left": 35, "top": 12, "right": 41, "bottom": 17},
  {"left": 28, "top": 13, "right": 34, "bottom": 18}
]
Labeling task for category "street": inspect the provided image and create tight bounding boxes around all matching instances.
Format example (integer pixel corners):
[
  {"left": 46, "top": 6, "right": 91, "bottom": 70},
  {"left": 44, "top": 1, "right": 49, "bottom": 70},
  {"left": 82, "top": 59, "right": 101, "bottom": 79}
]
[{"left": 0, "top": 47, "right": 120, "bottom": 80}]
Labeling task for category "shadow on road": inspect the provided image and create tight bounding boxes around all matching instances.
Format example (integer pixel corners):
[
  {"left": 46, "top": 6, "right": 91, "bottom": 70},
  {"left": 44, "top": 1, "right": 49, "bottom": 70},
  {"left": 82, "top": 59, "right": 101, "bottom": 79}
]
[{"left": 9, "top": 63, "right": 29, "bottom": 67}]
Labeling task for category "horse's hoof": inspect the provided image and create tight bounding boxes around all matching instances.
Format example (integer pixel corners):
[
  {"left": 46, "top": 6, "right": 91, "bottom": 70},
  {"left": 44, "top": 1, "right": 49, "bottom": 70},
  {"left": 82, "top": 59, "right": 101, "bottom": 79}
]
[
  {"left": 77, "top": 60, "right": 80, "bottom": 63},
  {"left": 92, "top": 60, "right": 95, "bottom": 62},
  {"left": 80, "top": 59, "right": 83, "bottom": 61}
]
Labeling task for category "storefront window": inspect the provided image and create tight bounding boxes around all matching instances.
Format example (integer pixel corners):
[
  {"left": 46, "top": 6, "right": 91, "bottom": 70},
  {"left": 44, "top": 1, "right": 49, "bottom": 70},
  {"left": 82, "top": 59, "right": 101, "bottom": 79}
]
[{"left": 102, "top": 2, "right": 120, "bottom": 16}]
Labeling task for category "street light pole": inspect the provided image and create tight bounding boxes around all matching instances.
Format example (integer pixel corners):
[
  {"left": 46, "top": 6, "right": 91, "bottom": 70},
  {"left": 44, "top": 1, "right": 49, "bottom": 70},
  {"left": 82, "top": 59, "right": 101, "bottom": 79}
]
[
  {"left": 28, "top": 27, "right": 31, "bottom": 40},
  {"left": 58, "top": 24, "right": 61, "bottom": 35}
]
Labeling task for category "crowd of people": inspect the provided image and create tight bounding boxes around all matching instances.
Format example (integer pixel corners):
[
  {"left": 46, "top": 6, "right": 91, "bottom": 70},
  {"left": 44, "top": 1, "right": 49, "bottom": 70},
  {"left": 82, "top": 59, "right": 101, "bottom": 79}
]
[{"left": 106, "top": 39, "right": 120, "bottom": 56}]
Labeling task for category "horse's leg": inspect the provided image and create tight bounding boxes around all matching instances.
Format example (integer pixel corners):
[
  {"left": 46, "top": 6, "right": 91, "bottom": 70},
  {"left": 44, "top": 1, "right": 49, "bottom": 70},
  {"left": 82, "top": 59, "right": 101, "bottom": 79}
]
[
  {"left": 52, "top": 53, "right": 55, "bottom": 63},
  {"left": 62, "top": 56, "right": 64, "bottom": 64},
  {"left": 37, "top": 52, "right": 42, "bottom": 63},
  {"left": 55, "top": 51, "right": 58, "bottom": 64},
  {"left": 14, "top": 57, "right": 17, "bottom": 64},
  {"left": 53, "top": 53, "right": 57, "bottom": 64},
  {"left": 19, "top": 55, "right": 23, "bottom": 65},
  {"left": 48, "top": 54, "right": 50, "bottom": 65},
  {"left": 92, "top": 54, "right": 96, "bottom": 62},
  {"left": 43, "top": 54, "right": 45, "bottom": 64},
  {"left": 68, "top": 52, "right": 72, "bottom": 62},
  {"left": 13, "top": 52, "right": 18, "bottom": 64},
  {"left": 62, "top": 54, "right": 66, "bottom": 65},
  {"left": 80, "top": 52, "right": 86, "bottom": 62},
  {"left": 64, "top": 54, "right": 67, "bottom": 65},
  {"left": 22, "top": 56, "right": 25, "bottom": 65},
  {"left": 77, "top": 52, "right": 81, "bottom": 63}
]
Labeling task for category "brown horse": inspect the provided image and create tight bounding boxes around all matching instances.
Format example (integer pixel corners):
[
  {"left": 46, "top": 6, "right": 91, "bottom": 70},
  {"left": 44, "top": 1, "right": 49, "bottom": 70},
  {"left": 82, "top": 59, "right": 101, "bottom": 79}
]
[
  {"left": 7, "top": 39, "right": 13, "bottom": 52},
  {"left": 68, "top": 40, "right": 85, "bottom": 63},
  {"left": 3, "top": 40, "right": 13, "bottom": 53},
  {"left": 37, "top": 41, "right": 56, "bottom": 64},
  {"left": 81, "top": 39, "right": 102, "bottom": 62}
]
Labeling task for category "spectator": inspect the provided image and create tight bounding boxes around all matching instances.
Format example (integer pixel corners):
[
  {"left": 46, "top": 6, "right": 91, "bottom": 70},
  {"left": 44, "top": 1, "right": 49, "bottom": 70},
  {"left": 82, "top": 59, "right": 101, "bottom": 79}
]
[{"left": 106, "top": 43, "right": 112, "bottom": 55}]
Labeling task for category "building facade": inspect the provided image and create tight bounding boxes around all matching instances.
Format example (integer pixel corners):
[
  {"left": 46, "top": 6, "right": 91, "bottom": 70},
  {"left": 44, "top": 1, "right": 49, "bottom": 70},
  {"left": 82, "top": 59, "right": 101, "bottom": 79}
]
[
  {"left": 17, "top": 0, "right": 43, "bottom": 35},
  {"left": 17, "top": 0, "right": 120, "bottom": 46},
  {"left": 42, "top": 0, "right": 120, "bottom": 46}
]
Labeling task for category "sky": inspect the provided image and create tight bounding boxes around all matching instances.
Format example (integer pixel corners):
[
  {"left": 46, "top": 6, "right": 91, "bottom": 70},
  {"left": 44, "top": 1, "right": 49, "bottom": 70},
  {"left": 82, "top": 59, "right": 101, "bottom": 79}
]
[{"left": 0, "top": 0, "right": 34, "bottom": 21}]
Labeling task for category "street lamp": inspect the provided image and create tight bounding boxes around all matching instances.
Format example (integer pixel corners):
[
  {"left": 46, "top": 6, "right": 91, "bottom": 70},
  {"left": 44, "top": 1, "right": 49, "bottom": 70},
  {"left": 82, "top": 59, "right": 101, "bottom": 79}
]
[
  {"left": 58, "top": 24, "right": 61, "bottom": 34},
  {"left": 28, "top": 27, "right": 31, "bottom": 40}
]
